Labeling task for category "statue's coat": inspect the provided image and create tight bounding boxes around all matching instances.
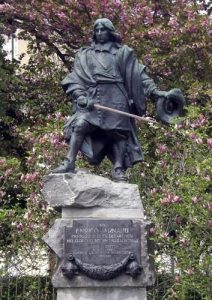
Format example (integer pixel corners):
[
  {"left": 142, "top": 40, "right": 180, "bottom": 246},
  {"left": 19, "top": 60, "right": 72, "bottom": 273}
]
[{"left": 61, "top": 43, "right": 157, "bottom": 169}]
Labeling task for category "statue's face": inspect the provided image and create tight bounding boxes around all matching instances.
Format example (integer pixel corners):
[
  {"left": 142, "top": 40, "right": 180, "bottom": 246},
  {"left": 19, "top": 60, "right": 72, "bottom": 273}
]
[{"left": 94, "top": 23, "right": 110, "bottom": 44}]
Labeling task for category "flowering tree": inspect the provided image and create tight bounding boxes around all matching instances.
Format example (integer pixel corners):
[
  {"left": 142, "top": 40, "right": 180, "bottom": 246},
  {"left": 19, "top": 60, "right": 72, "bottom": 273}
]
[{"left": 0, "top": 0, "right": 211, "bottom": 298}]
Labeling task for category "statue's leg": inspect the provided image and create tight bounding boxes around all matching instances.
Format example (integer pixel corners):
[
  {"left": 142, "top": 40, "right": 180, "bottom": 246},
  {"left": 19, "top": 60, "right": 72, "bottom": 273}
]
[
  {"left": 66, "top": 120, "right": 94, "bottom": 166},
  {"left": 110, "top": 131, "right": 128, "bottom": 182},
  {"left": 52, "top": 119, "right": 95, "bottom": 173},
  {"left": 112, "top": 139, "right": 126, "bottom": 170}
]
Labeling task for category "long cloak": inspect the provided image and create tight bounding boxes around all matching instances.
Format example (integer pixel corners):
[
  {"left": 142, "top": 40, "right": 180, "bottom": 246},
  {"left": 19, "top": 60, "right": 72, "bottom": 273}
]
[{"left": 61, "top": 44, "right": 157, "bottom": 169}]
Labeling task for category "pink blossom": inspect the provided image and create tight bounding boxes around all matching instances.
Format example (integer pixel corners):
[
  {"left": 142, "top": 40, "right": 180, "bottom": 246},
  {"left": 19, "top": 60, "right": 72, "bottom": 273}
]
[
  {"left": 180, "top": 238, "right": 190, "bottom": 247},
  {"left": 19, "top": 240, "right": 25, "bottom": 246},
  {"left": 150, "top": 188, "right": 157, "bottom": 195},
  {"left": 172, "top": 195, "right": 182, "bottom": 203},
  {"left": 160, "top": 193, "right": 172, "bottom": 205},
  {"left": 171, "top": 152, "right": 178, "bottom": 159},
  {"left": 0, "top": 159, "right": 6, "bottom": 166},
  {"left": 39, "top": 181, "right": 44, "bottom": 189},
  {"left": 170, "top": 290, "right": 177, "bottom": 298},
  {"left": 144, "top": 15, "right": 153, "bottom": 25},
  {"left": 189, "top": 133, "right": 197, "bottom": 140},
  {"left": 158, "top": 160, "right": 166, "bottom": 167},
  {"left": 148, "top": 28, "right": 163, "bottom": 39},
  {"left": 5, "top": 168, "right": 13, "bottom": 177},
  {"left": 195, "top": 137, "right": 203, "bottom": 145},
  {"left": 27, "top": 173, "right": 38, "bottom": 182},
  {"left": 198, "top": 114, "right": 207, "bottom": 125},
  {"left": 186, "top": 267, "right": 194, "bottom": 276},
  {"left": 191, "top": 196, "right": 199, "bottom": 204},
  {"left": 44, "top": 154, "right": 54, "bottom": 163},
  {"left": 24, "top": 210, "right": 33, "bottom": 220},
  {"left": 207, "top": 220, "right": 212, "bottom": 227},
  {"left": 175, "top": 275, "right": 181, "bottom": 284},
  {"left": 187, "top": 10, "right": 196, "bottom": 21},
  {"left": 21, "top": 172, "right": 39, "bottom": 183},
  {"left": 161, "top": 232, "right": 168, "bottom": 240},
  {"left": 208, "top": 29, "right": 212, "bottom": 37},
  {"left": 55, "top": 111, "right": 62, "bottom": 120},
  {"left": 27, "top": 157, "right": 33, "bottom": 164},
  {"left": 205, "top": 203, "right": 212, "bottom": 211},
  {"left": 168, "top": 18, "right": 179, "bottom": 28},
  {"left": 28, "top": 13, "right": 34, "bottom": 21},
  {"left": 16, "top": 222, "right": 24, "bottom": 231},
  {"left": 49, "top": 132, "right": 64, "bottom": 149},
  {"left": 149, "top": 227, "right": 156, "bottom": 235},
  {"left": 160, "top": 193, "right": 182, "bottom": 205},
  {"left": 165, "top": 131, "right": 172, "bottom": 138},
  {"left": 0, "top": 4, "right": 14, "bottom": 12},
  {"left": 207, "top": 138, "right": 212, "bottom": 149},
  {"left": 20, "top": 174, "right": 25, "bottom": 182},
  {"left": 160, "top": 198, "right": 170, "bottom": 205},
  {"left": 29, "top": 193, "right": 39, "bottom": 204},
  {"left": 57, "top": 12, "right": 67, "bottom": 20},
  {"left": 167, "top": 193, "right": 174, "bottom": 203},
  {"left": 156, "top": 144, "right": 168, "bottom": 155},
  {"left": 163, "top": 69, "right": 172, "bottom": 77},
  {"left": 144, "top": 54, "right": 153, "bottom": 64},
  {"left": 90, "top": 11, "right": 98, "bottom": 17},
  {"left": 0, "top": 191, "right": 6, "bottom": 198}
]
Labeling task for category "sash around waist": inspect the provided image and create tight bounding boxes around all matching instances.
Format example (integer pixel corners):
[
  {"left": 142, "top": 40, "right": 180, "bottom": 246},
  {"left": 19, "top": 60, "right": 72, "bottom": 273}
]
[{"left": 89, "top": 79, "right": 124, "bottom": 86}]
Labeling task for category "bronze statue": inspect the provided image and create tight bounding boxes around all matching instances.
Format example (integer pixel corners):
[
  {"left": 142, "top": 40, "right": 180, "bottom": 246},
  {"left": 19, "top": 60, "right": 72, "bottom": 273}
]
[{"left": 52, "top": 18, "right": 185, "bottom": 181}]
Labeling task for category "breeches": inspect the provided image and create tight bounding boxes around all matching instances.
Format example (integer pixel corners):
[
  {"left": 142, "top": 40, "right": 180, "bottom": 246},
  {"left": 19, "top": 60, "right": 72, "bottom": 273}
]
[{"left": 72, "top": 118, "right": 129, "bottom": 141}]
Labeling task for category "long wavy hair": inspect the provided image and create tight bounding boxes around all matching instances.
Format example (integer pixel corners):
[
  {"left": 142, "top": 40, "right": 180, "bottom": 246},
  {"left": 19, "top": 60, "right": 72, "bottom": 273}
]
[{"left": 92, "top": 19, "right": 122, "bottom": 44}]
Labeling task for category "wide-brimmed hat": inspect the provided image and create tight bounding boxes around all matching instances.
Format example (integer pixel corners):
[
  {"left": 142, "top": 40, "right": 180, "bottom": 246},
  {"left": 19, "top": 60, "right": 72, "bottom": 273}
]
[{"left": 156, "top": 88, "right": 186, "bottom": 124}]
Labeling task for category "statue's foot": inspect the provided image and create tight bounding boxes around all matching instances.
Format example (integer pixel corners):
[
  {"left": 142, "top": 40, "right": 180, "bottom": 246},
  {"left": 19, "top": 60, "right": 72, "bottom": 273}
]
[
  {"left": 51, "top": 158, "right": 75, "bottom": 174},
  {"left": 112, "top": 167, "right": 127, "bottom": 182}
]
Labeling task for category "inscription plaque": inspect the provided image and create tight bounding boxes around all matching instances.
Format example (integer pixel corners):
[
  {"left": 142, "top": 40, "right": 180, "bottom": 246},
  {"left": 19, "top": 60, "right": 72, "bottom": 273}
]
[{"left": 61, "top": 220, "right": 142, "bottom": 280}]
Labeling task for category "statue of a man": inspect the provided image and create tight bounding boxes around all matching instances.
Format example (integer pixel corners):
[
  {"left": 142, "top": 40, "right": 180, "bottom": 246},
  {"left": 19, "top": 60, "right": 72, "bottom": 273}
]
[{"left": 52, "top": 18, "right": 184, "bottom": 181}]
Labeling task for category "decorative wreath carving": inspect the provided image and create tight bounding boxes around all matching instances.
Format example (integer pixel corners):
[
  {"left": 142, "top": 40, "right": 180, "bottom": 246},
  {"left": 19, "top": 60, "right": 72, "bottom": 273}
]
[{"left": 61, "top": 252, "right": 142, "bottom": 281}]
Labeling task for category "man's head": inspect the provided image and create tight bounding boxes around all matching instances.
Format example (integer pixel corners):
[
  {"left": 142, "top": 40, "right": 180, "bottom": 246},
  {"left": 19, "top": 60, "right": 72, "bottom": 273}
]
[{"left": 93, "top": 18, "right": 121, "bottom": 44}]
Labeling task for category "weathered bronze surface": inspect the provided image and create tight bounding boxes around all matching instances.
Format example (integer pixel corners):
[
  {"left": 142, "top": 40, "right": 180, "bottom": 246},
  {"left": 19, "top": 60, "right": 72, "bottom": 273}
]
[
  {"left": 61, "top": 219, "right": 142, "bottom": 280},
  {"left": 52, "top": 18, "right": 185, "bottom": 181},
  {"left": 61, "top": 253, "right": 142, "bottom": 281}
]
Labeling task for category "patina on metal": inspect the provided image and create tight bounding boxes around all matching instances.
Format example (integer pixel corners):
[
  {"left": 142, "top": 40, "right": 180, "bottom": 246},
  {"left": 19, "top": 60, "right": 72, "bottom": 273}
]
[
  {"left": 61, "top": 252, "right": 142, "bottom": 281},
  {"left": 52, "top": 18, "right": 185, "bottom": 181},
  {"left": 60, "top": 219, "right": 142, "bottom": 280}
]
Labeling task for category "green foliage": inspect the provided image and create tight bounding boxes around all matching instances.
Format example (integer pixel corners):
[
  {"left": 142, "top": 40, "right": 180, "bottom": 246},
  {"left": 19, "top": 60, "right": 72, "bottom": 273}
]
[
  {"left": 0, "top": 1, "right": 211, "bottom": 298},
  {"left": 0, "top": 276, "right": 56, "bottom": 300}
]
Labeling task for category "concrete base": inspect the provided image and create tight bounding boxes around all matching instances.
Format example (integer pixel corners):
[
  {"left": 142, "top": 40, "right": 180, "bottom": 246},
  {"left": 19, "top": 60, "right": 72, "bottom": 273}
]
[{"left": 57, "top": 287, "right": 147, "bottom": 300}]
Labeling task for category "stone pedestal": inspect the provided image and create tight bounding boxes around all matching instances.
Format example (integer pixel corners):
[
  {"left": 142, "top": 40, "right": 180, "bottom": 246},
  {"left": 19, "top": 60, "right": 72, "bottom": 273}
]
[
  {"left": 57, "top": 287, "right": 147, "bottom": 300},
  {"left": 42, "top": 171, "right": 154, "bottom": 300}
]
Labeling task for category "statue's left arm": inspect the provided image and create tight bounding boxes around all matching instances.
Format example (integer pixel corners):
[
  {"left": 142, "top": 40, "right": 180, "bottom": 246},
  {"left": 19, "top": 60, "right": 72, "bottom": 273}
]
[
  {"left": 117, "top": 45, "right": 185, "bottom": 123},
  {"left": 139, "top": 69, "right": 167, "bottom": 102},
  {"left": 140, "top": 66, "right": 185, "bottom": 123}
]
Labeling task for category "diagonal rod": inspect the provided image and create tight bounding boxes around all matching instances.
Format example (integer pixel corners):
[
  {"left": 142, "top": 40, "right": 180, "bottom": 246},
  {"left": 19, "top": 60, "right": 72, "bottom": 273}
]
[{"left": 94, "top": 103, "right": 157, "bottom": 124}]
